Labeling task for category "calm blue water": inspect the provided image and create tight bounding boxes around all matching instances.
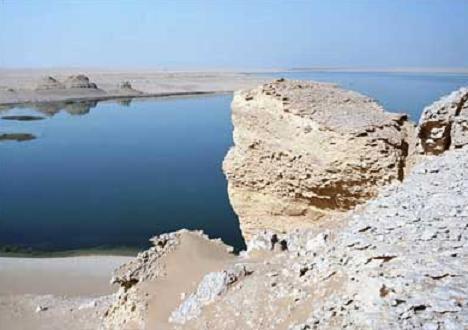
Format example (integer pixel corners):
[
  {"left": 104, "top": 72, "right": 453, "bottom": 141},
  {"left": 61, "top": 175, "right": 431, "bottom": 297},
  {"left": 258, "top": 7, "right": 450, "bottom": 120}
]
[
  {"left": 0, "top": 95, "right": 245, "bottom": 253},
  {"left": 0, "top": 72, "right": 467, "bottom": 255}
]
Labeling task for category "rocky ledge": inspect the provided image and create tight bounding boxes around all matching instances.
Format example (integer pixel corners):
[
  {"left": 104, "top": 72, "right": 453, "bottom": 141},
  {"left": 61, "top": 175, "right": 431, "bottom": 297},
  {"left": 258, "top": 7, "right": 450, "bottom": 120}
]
[
  {"left": 223, "top": 79, "right": 415, "bottom": 240},
  {"left": 417, "top": 87, "right": 468, "bottom": 154}
]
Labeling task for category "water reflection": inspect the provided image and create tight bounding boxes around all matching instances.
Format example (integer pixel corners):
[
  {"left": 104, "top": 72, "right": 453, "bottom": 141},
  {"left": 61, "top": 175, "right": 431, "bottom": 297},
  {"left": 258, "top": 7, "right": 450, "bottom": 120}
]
[
  {"left": 63, "top": 100, "right": 98, "bottom": 116},
  {"left": 0, "top": 132, "right": 36, "bottom": 142},
  {"left": 0, "top": 100, "right": 100, "bottom": 117},
  {"left": 116, "top": 98, "right": 133, "bottom": 107},
  {"left": 0, "top": 99, "right": 124, "bottom": 143},
  {"left": 2, "top": 115, "right": 45, "bottom": 121}
]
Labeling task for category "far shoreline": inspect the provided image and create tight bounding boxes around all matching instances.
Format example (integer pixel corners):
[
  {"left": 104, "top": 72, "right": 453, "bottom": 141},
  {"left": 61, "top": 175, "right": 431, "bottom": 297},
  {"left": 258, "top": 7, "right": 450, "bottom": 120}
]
[
  {"left": 0, "top": 246, "right": 140, "bottom": 259},
  {"left": 0, "top": 90, "right": 223, "bottom": 108}
]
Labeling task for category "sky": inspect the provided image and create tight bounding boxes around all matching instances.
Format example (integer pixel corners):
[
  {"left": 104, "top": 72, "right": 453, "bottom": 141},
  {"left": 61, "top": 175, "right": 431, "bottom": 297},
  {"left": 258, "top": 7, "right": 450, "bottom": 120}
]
[{"left": 0, "top": 0, "right": 467, "bottom": 69}]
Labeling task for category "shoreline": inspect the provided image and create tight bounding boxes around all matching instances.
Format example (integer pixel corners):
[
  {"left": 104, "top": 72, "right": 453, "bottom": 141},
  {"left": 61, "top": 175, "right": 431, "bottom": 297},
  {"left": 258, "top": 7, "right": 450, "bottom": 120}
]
[
  {"left": 0, "top": 255, "right": 132, "bottom": 330},
  {"left": 0, "top": 90, "right": 225, "bottom": 108},
  {"left": 0, "top": 69, "right": 269, "bottom": 106},
  {"left": 0, "top": 247, "right": 140, "bottom": 259},
  {"left": 0, "top": 255, "right": 131, "bottom": 296},
  {"left": 0, "top": 91, "right": 219, "bottom": 107}
]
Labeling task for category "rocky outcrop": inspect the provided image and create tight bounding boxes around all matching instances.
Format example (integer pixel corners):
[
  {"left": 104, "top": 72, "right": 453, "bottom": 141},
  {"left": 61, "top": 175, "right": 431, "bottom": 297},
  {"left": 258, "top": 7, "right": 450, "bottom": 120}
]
[
  {"left": 118, "top": 81, "right": 134, "bottom": 90},
  {"left": 169, "top": 147, "right": 468, "bottom": 330},
  {"left": 63, "top": 74, "right": 98, "bottom": 89},
  {"left": 116, "top": 81, "right": 143, "bottom": 95},
  {"left": 223, "top": 79, "right": 415, "bottom": 240},
  {"left": 417, "top": 87, "right": 468, "bottom": 154},
  {"left": 169, "top": 264, "right": 249, "bottom": 324},
  {"left": 35, "top": 76, "right": 65, "bottom": 91},
  {"left": 35, "top": 75, "right": 99, "bottom": 91}
]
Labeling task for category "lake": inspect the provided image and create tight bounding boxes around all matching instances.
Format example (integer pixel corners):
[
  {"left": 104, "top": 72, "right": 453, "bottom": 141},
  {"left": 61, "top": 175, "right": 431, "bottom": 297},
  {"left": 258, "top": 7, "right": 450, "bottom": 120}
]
[{"left": 1, "top": 72, "right": 467, "bottom": 255}]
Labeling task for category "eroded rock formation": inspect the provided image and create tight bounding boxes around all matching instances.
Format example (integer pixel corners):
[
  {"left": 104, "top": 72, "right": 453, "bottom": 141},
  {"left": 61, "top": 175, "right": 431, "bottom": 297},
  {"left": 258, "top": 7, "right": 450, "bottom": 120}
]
[
  {"left": 35, "top": 76, "right": 65, "bottom": 91},
  {"left": 63, "top": 74, "right": 99, "bottom": 89},
  {"left": 223, "top": 79, "right": 415, "bottom": 240},
  {"left": 417, "top": 87, "right": 468, "bottom": 154}
]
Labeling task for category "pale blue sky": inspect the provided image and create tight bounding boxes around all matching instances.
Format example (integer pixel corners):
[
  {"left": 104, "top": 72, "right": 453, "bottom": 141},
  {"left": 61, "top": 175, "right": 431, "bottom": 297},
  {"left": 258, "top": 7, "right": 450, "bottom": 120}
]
[{"left": 0, "top": 0, "right": 467, "bottom": 69}]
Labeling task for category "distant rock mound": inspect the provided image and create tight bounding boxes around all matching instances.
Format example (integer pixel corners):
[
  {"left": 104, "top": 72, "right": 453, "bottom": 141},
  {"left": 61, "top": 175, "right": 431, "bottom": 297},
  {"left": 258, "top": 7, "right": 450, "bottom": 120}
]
[
  {"left": 35, "top": 76, "right": 65, "bottom": 91},
  {"left": 223, "top": 79, "right": 415, "bottom": 240},
  {"left": 417, "top": 87, "right": 468, "bottom": 155},
  {"left": 118, "top": 81, "right": 133, "bottom": 90},
  {"left": 117, "top": 81, "right": 143, "bottom": 95},
  {"left": 63, "top": 74, "right": 98, "bottom": 89}
]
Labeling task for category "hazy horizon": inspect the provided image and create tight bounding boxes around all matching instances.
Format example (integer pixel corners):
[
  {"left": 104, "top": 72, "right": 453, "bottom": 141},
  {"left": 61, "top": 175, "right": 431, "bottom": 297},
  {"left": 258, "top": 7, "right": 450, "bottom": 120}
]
[{"left": 1, "top": 0, "right": 467, "bottom": 69}]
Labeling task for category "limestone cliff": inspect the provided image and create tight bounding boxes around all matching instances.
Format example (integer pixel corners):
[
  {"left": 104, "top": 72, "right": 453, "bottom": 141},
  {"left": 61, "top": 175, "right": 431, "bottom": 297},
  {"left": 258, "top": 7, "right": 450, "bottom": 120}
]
[
  {"left": 223, "top": 79, "right": 414, "bottom": 240},
  {"left": 417, "top": 87, "right": 468, "bottom": 154}
]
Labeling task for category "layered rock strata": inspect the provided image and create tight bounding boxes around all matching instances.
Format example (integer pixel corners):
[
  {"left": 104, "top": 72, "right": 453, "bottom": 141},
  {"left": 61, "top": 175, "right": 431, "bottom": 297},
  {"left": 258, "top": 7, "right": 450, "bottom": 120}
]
[
  {"left": 417, "top": 87, "right": 468, "bottom": 154},
  {"left": 223, "top": 79, "right": 415, "bottom": 240},
  {"left": 63, "top": 74, "right": 99, "bottom": 89}
]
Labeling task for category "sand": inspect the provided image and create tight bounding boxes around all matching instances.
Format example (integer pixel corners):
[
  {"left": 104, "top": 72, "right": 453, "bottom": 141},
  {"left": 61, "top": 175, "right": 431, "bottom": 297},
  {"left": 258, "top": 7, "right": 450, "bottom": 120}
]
[
  {"left": 0, "top": 256, "right": 131, "bottom": 330},
  {"left": 0, "top": 68, "right": 268, "bottom": 106},
  {"left": 145, "top": 232, "right": 235, "bottom": 329}
]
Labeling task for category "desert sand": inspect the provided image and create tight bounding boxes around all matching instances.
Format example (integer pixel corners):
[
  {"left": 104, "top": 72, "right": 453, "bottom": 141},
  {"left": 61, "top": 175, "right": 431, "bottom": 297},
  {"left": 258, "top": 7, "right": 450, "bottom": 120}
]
[
  {"left": 0, "top": 68, "right": 268, "bottom": 106},
  {"left": 0, "top": 256, "right": 131, "bottom": 330}
]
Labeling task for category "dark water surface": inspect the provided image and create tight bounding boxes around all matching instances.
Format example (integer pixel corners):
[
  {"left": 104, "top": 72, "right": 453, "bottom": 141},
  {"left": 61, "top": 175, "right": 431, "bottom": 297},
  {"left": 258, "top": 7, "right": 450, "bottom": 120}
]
[
  {"left": 1, "top": 72, "right": 467, "bottom": 255},
  {"left": 0, "top": 95, "right": 245, "bottom": 254}
]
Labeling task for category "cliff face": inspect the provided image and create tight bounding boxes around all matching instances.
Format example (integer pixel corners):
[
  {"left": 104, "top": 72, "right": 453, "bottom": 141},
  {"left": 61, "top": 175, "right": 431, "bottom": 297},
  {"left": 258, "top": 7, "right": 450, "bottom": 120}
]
[
  {"left": 223, "top": 79, "right": 414, "bottom": 240},
  {"left": 417, "top": 87, "right": 468, "bottom": 154}
]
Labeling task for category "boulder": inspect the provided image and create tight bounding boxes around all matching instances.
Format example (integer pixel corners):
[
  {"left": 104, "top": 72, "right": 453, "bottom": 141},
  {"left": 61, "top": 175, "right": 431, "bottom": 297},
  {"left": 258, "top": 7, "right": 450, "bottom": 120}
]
[
  {"left": 417, "top": 87, "right": 468, "bottom": 154},
  {"left": 223, "top": 79, "right": 415, "bottom": 240}
]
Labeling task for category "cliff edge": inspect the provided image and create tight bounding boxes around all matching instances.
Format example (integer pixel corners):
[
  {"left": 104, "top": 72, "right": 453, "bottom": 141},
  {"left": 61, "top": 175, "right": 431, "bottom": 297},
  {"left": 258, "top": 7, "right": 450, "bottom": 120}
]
[{"left": 223, "top": 79, "right": 415, "bottom": 240}]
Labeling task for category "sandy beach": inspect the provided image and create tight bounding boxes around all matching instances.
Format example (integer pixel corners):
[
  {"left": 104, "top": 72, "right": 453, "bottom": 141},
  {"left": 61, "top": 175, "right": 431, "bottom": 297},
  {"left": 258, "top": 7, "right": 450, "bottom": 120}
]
[{"left": 0, "top": 256, "right": 131, "bottom": 330}]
